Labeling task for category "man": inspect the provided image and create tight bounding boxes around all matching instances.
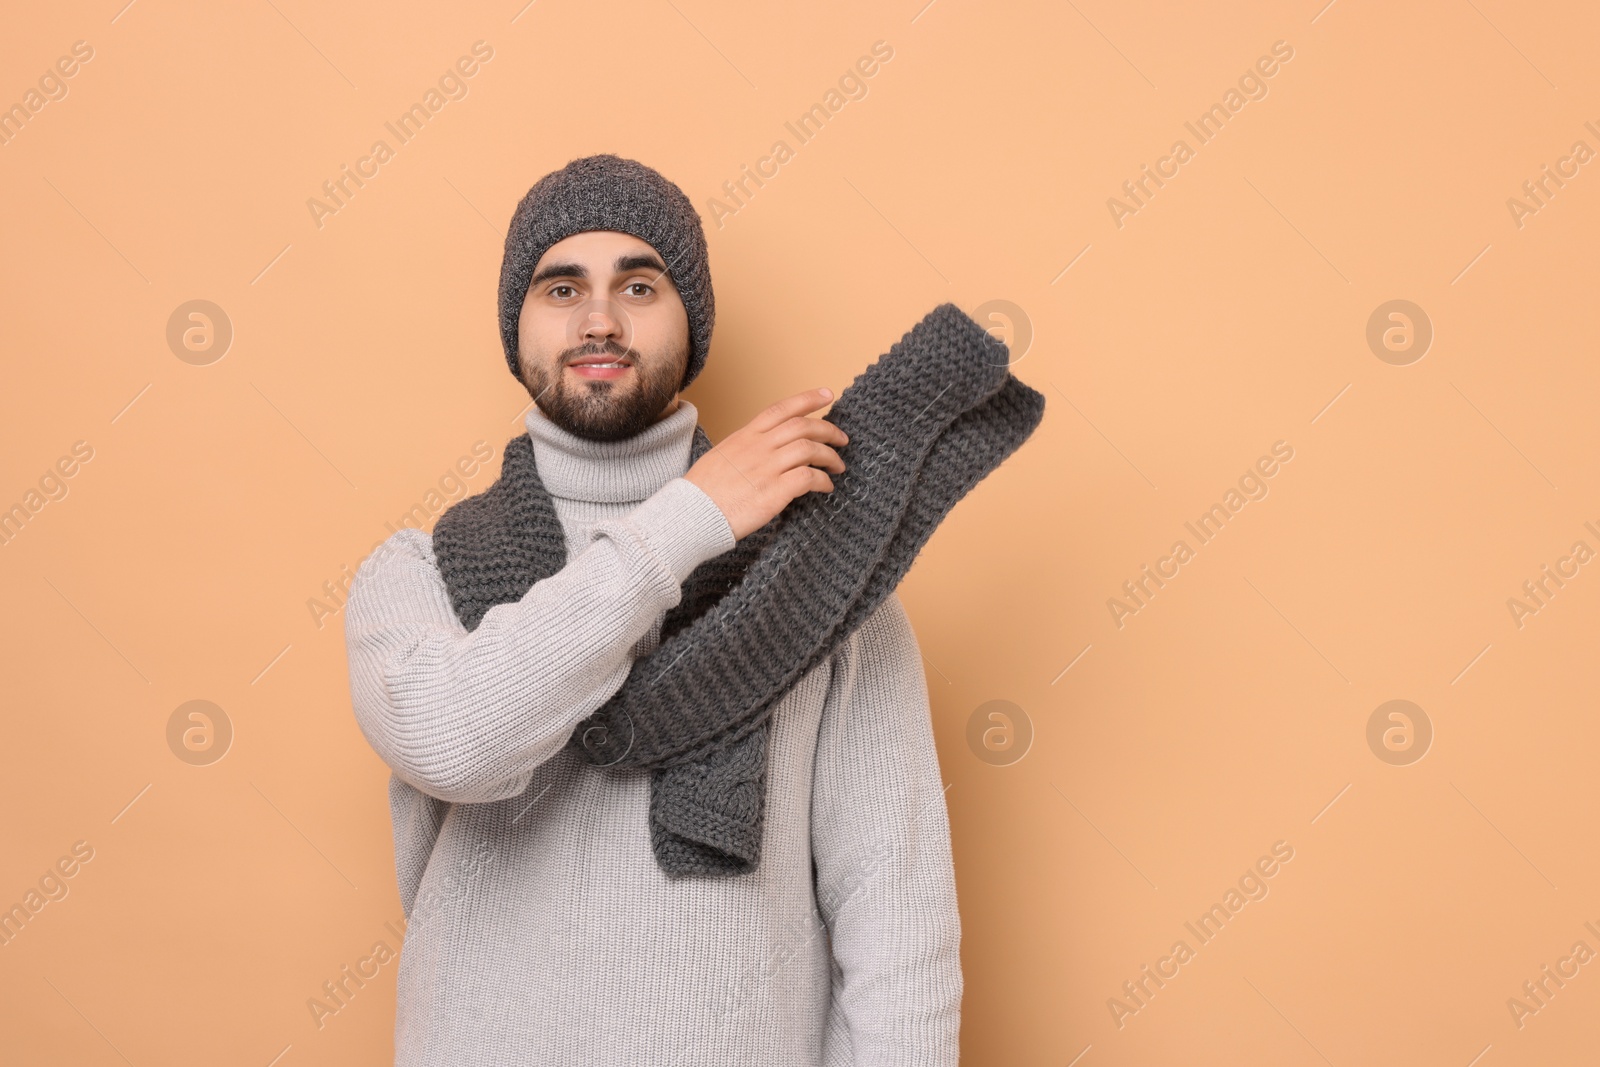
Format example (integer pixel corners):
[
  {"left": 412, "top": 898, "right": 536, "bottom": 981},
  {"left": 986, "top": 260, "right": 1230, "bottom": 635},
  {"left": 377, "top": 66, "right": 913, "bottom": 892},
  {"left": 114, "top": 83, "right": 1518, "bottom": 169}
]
[{"left": 344, "top": 154, "right": 962, "bottom": 1065}]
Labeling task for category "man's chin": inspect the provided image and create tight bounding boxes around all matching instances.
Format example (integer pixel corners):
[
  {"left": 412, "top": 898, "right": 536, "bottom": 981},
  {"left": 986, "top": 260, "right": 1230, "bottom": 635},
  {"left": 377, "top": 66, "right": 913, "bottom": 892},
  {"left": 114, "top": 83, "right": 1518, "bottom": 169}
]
[{"left": 540, "top": 391, "right": 665, "bottom": 443}]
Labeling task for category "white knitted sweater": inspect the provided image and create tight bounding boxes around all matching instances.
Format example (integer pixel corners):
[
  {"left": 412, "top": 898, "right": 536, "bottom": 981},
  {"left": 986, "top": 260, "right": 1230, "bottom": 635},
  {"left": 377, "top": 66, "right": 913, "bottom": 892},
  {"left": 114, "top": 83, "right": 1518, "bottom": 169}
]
[{"left": 343, "top": 399, "right": 963, "bottom": 1066}]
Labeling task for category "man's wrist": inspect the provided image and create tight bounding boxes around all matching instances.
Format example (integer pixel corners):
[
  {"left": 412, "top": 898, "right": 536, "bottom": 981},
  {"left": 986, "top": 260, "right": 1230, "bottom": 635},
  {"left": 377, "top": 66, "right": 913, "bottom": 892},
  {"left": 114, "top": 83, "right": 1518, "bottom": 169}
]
[{"left": 625, "top": 477, "right": 738, "bottom": 584}]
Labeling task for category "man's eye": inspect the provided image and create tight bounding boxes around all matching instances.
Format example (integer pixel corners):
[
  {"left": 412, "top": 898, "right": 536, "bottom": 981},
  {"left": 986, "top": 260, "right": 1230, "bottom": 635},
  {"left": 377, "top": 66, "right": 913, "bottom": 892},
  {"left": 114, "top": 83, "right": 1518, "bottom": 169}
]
[
  {"left": 550, "top": 284, "right": 576, "bottom": 298},
  {"left": 626, "top": 282, "right": 653, "bottom": 297}
]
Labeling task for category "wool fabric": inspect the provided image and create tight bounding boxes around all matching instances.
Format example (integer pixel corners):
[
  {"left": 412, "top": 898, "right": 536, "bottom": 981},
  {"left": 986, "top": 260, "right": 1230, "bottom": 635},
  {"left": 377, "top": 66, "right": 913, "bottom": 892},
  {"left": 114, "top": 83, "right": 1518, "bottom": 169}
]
[
  {"left": 432, "top": 302, "right": 1045, "bottom": 877},
  {"left": 342, "top": 395, "right": 964, "bottom": 1063}
]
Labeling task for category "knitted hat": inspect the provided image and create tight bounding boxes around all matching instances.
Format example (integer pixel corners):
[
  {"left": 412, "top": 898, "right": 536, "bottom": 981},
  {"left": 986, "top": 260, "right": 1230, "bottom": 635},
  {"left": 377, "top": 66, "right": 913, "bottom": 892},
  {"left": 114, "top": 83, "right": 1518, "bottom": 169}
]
[{"left": 498, "top": 154, "right": 715, "bottom": 392}]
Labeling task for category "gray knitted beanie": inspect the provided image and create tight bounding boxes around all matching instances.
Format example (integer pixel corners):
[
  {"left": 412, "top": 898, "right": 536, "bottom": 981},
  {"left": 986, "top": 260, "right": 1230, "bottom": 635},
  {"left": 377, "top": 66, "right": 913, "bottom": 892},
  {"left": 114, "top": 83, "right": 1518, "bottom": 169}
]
[{"left": 498, "top": 154, "right": 715, "bottom": 392}]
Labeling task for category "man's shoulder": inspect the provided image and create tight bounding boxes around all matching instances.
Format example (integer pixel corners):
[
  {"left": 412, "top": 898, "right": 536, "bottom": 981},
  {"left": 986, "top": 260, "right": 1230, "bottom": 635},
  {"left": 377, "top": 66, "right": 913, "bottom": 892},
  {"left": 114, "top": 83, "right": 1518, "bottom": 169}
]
[
  {"left": 831, "top": 590, "right": 918, "bottom": 667},
  {"left": 352, "top": 526, "right": 439, "bottom": 591}
]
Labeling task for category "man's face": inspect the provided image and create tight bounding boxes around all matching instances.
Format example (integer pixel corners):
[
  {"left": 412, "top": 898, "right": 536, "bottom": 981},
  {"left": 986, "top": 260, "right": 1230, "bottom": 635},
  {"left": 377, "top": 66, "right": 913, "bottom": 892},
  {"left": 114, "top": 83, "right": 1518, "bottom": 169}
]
[{"left": 516, "top": 230, "right": 691, "bottom": 442}]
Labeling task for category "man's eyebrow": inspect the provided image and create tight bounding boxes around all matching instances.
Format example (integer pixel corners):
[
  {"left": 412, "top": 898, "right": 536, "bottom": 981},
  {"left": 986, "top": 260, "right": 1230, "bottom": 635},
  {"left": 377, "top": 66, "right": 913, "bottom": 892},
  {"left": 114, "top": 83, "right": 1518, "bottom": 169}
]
[{"left": 528, "top": 253, "right": 671, "bottom": 290}]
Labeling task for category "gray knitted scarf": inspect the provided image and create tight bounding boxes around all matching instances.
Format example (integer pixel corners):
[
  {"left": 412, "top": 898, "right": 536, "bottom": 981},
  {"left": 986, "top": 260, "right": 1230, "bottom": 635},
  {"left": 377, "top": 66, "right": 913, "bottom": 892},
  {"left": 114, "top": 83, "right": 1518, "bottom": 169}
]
[{"left": 431, "top": 303, "right": 1045, "bottom": 878}]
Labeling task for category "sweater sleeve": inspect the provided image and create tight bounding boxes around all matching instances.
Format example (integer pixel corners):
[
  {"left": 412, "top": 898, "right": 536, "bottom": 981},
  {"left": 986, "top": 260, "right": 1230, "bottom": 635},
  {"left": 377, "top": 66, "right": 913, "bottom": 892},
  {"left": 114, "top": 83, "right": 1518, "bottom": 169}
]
[
  {"left": 811, "top": 590, "right": 963, "bottom": 1066},
  {"left": 343, "top": 476, "right": 736, "bottom": 804}
]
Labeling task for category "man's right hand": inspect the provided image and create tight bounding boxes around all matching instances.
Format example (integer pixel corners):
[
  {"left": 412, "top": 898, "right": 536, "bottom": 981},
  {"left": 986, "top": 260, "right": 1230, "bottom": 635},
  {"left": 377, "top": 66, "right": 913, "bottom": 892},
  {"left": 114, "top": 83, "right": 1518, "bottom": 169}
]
[{"left": 683, "top": 387, "right": 850, "bottom": 541}]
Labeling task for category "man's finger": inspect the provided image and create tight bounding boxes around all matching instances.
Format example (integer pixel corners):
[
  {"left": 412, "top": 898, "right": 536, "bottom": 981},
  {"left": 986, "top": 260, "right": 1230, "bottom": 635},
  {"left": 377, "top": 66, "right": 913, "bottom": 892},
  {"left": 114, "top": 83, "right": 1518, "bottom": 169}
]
[{"left": 750, "top": 387, "right": 833, "bottom": 433}]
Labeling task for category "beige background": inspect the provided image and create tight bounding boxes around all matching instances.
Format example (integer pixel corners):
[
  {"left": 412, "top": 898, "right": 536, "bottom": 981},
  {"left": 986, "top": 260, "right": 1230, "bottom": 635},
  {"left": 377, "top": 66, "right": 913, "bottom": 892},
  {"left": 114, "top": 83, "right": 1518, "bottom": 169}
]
[{"left": 3, "top": 1, "right": 1597, "bottom": 1063}]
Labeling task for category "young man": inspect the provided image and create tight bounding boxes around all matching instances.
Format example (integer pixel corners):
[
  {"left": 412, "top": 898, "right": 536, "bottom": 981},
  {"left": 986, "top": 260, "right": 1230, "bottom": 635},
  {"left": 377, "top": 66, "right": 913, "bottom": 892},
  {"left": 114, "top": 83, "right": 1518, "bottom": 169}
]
[{"left": 344, "top": 154, "right": 962, "bottom": 1065}]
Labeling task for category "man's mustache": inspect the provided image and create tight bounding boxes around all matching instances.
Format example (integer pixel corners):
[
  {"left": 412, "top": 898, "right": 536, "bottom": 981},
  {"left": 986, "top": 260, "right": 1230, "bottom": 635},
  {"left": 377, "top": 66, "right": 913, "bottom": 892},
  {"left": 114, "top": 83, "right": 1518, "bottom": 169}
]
[{"left": 564, "top": 340, "right": 638, "bottom": 365}]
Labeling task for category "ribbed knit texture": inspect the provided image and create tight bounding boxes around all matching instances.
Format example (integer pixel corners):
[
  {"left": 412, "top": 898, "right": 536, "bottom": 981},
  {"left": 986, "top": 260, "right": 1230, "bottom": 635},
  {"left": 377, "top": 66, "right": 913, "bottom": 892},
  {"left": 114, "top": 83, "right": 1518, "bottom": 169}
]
[
  {"left": 431, "top": 303, "right": 1045, "bottom": 878},
  {"left": 344, "top": 398, "right": 964, "bottom": 1065}
]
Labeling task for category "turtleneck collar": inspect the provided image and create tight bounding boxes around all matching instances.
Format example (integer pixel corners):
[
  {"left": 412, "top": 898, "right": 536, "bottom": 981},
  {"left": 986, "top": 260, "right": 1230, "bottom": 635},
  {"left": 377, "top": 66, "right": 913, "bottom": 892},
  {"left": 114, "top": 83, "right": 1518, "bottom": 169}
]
[{"left": 523, "top": 399, "right": 700, "bottom": 504}]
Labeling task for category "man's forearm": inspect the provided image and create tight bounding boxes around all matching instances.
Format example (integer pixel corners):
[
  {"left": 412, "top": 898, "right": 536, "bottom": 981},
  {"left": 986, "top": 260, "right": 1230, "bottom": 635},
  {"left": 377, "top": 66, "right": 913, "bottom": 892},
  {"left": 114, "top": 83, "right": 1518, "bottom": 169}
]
[{"left": 343, "top": 476, "right": 734, "bottom": 803}]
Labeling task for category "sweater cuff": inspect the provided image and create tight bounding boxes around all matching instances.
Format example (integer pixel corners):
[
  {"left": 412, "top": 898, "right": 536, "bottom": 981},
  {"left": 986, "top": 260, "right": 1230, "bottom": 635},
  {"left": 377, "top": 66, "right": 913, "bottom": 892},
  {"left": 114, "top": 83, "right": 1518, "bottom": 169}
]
[{"left": 628, "top": 477, "right": 738, "bottom": 585}]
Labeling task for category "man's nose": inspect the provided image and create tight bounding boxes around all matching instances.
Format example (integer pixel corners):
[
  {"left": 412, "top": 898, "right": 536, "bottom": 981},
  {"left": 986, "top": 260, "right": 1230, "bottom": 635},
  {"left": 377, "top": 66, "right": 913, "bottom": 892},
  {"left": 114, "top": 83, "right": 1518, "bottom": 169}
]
[{"left": 572, "top": 299, "right": 626, "bottom": 343}]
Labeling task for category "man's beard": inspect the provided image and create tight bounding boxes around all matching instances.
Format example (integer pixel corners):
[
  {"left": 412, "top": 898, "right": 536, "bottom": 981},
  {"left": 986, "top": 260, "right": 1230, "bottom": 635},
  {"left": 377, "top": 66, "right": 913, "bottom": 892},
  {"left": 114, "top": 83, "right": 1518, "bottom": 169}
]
[{"left": 527, "top": 337, "right": 686, "bottom": 443}]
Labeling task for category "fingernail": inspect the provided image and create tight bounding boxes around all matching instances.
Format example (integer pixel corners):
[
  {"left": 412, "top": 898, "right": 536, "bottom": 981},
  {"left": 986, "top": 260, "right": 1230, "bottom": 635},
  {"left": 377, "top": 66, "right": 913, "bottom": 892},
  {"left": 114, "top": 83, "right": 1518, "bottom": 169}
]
[{"left": 820, "top": 388, "right": 832, "bottom": 398}]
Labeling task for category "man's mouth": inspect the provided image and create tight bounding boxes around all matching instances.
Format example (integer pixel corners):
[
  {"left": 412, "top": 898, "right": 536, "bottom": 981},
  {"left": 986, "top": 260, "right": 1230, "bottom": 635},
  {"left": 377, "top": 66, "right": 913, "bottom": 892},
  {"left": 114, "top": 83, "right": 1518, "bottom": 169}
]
[{"left": 568, "top": 356, "right": 633, "bottom": 379}]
